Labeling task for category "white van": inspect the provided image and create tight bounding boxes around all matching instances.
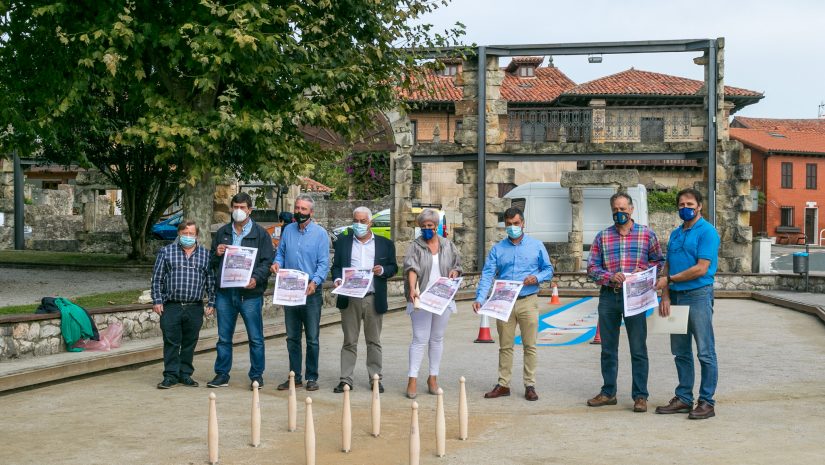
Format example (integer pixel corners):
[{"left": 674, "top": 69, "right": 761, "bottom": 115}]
[{"left": 503, "top": 182, "right": 649, "bottom": 246}]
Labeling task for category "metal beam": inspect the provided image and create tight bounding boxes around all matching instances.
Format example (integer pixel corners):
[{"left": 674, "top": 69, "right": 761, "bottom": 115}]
[
  {"left": 13, "top": 151, "right": 25, "bottom": 250},
  {"left": 412, "top": 151, "right": 706, "bottom": 163},
  {"left": 476, "top": 46, "right": 487, "bottom": 270},
  {"left": 411, "top": 39, "right": 712, "bottom": 58},
  {"left": 707, "top": 41, "right": 718, "bottom": 225}
]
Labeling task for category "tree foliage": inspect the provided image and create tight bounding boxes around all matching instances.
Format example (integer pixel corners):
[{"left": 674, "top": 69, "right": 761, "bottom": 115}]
[{"left": 0, "top": 1, "right": 465, "bottom": 226}]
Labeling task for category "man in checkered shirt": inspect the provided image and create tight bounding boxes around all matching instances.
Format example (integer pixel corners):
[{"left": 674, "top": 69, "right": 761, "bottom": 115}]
[
  {"left": 585, "top": 192, "right": 664, "bottom": 413},
  {"left": 151, "top": 219, "right": 216, "bottom": 389}
]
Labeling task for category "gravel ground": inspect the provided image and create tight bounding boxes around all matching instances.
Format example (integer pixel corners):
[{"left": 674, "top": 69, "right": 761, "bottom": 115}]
[{"left": 0, "top": 267, "right": 152, "bottom": 306}]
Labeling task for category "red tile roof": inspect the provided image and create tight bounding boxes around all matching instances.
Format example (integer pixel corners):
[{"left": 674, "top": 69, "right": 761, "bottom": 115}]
[
  {"left": 504, "top": 56, "right": 544, "bottom": 74},
  {"left": 401, "top": 66, "right": 576, "bottom": 103},
  {"left": 730, "top": 128, "right": 825, "bottom": 155},
  {"left": 299, "top": 176, "right": 333, "bottom": 193},
  {"left": 732, "top": 117, "right": 825, "bottom": 134},
  {"left": 401, "top": 69, "right": 463, "bottom": 102},
  {"left": 564, "top": 68, "right": 763, "bottom": 98},
  {"left": 501, "top": 67, "right": 577, "bottom": 102}
]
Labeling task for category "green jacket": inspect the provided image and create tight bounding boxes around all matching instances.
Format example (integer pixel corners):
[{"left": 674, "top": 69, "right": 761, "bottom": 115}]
[{"left": 55, "top": 298, "right": 95, "bottom": 352}]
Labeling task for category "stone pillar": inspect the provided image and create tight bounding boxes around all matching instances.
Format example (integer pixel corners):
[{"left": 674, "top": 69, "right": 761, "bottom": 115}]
[
  {"left": 703, "top": 38, "right": 751, "bottom": 272},
  {"left": 454, "top": 161, "right": 478, "bottom": 271},
  {"left": 387, "top": 109, "right": 415, "bottom": 264},
  {"left": 566, "top": 187, "right": 584, "bottom": 271},
  {"left": 589, "top": 99, "right": 607, "bottom": 143}
]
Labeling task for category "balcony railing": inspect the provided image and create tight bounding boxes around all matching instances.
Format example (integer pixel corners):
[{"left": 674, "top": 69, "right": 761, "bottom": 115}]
[{"left": 506, "top": 107, "right": 701, "bottom": 144}]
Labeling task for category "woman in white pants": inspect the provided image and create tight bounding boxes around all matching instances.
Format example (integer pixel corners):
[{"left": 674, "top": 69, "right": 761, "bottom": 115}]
[{"left": 403, "top": 209, "right": 462, "bottom": 399}]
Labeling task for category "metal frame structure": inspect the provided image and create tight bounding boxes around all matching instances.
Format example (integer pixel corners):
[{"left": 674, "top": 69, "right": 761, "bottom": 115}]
[{"left": 419, "top": 39, "right": 719, "bottom": 268}]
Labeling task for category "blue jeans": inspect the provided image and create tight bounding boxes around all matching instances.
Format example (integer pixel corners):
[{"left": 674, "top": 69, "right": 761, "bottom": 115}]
[
  {"left": 597, "top": 288, "right": 649, "bottom": 400},
  {"left": 214, "top": 289, "right": 265, "bottom": 380},
  {"left": 284, "top": 291, "right": 322, "bottom": 383},
  {"left": 669, "top": 284, "right": 718, "bottom": 406}
]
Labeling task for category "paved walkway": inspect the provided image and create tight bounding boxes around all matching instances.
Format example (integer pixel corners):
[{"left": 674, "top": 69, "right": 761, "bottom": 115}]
[{"left": 1, "top": 297, "right": 824, "bottom": 465}]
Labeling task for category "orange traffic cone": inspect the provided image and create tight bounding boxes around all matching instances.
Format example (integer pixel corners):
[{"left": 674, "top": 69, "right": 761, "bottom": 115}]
[
  {"left": 474, "top": 315, "right": 495, "bottom": 343},
  {"left": 590, "top": 322, "right": 601, "bottom": 345},
  {"left": 550, "top": 283, "right": 561, "bottom": 305}
]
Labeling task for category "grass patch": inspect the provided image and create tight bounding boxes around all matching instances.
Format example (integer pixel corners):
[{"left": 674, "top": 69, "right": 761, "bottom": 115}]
[
  {"left": 0, "top": 250, "right": 136, "bottom": 266},
  {"left": 0, "top": 289, "right": 146, "bottom": 316}
]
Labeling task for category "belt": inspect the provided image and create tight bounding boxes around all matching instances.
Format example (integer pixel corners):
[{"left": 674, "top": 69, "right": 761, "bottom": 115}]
[
  {"left": 601, "top": 285, "right": 623, "bottom": 294},
  {"left": 364, "top": 292, "right": 375, "bottom": 296},
  {"left": 167, "top": 301, "right": 203, "bottom": 305},
  {"left": 516, "top": 293, "right": 536, "bottom": 300}
]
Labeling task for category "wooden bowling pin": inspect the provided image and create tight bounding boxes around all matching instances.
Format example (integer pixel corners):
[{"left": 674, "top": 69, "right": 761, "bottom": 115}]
[
  {"left": 305, "top": 397, "right": 316, "bottom": 465},
  {"left": 371, "top": 373, "right": 381, "bottom": 437},
  {"left": 409, "top": 401, "right": 420, "bottom": 465},
  {"left": 342, "top": 384, "right": 352, "bottom": 452},
  {"left": 458, "top": 376, "right": 468, "bottom": 440},
  {"left": 208, "top": 392, "right": 219, "bottom": 465},
  {"left": 251, "top": 381, "right": 261, "bottom": 447},
  {"left": 288, "top": 371, "right": 297, "bottom": 432},
  {"left": 436, "top": 387, "right": 446, "bottom": 457}
]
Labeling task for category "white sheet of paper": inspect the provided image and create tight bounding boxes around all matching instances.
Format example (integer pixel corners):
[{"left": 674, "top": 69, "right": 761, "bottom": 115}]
[
  {"left": 478, "top": 280, "right": 524, "bottom": 322},
  {"left": 331, "top": 267, "right": 374, "bottom": 298},
  {"left": 220, "top": 246, "right": 258, "bottom": 288},
  {"left": 622, "top": 267, "right": 659, "bottom": 317},
  {"left": 648, "top": 305, "right": 690, "bottom": 334},
  {"left": 417, "top": 277, "right": 463, "bottom": 315},
  {"left": 273, "top": 269, "right": 309, "bottom": 306}
]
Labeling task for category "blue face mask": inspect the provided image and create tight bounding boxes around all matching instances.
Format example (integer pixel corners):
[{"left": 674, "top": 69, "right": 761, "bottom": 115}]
[
  {"left": 678, "top": 207, "right": 697, "bottom": 222},
  {"left": 612, "top": 211, "right": 630, "bottom": 225},
  {"left": 352, "top": 223, "right": 369, "bottom": 237},
  {"left": 421, "top": 228, "right": 435, "bottom": 240},
  {"left": 505, "top": 225, "right": 523, "bottom": 239},
  {"left": 179, "top": 235, "right": 197, "bottom": 247}
]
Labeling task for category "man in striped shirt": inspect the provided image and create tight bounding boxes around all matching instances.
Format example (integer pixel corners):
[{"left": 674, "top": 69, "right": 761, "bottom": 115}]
[
  {"left": 586, "top": 192, "right": 664, "bottom": 413},
  {"left": 151, "top": 220, "right": 216, "bottom": 389}
]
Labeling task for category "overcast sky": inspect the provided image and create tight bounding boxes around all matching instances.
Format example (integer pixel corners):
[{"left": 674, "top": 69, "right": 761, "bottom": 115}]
[{"left": 420, "top": 0, "right": 824, "bottom": 119}]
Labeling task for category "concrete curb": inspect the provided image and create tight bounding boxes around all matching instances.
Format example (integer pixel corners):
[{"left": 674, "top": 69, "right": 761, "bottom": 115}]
[{"left": 0, "top": 262, "right": 153, "bottom": 272}]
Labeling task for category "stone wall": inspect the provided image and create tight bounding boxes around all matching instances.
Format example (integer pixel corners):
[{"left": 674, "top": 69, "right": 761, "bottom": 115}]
[
  {"left": 0, "top": 274, "right": 484, "bottom": 362},
  {"left": 310, "top": 197, "right": 392, "bottom": 232}
]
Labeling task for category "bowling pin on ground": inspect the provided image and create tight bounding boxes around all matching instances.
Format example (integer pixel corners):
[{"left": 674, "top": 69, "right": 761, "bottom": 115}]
[
  {"left": 288, "top": 371, "right": 297, "bottom": 432},
  {"left": 342, "top": 384, "right": 352, "bottom": 452},
  {"left": 458, "top": 376, "right": 468, "bottom": 440},
  {"left": 208, "top": 392, "right": 219, "bottom": 465},
  {"left": 305, "top": 397, "right": 315, "bottom": 465},
  {"left": 371, "top": 373, "right": 381, "bottom": 437},
  {"left": 251, "top": 381, "right": 261, "bottom": 447},
  {"left": 410, "top": 401, "right": 420, "bottom": 465},
  {"left": 436, "top": 387, "right": 446, "bottom": 458}
]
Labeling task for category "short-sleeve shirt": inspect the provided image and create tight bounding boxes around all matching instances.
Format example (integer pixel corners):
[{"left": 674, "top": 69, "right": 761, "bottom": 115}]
[{"left": 667, "top": 217, "right": 720, "bottom": 291}]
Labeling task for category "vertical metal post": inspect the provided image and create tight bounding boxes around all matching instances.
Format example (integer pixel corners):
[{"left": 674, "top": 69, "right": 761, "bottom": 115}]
[
  {"left": 476, "top": 46, "right": 487, "bottom": 270},
  {"left": 13, "top": 150, "right": 25, "bottom": 250},
  {"left": 706, "top": 40, "right": 717, "bottom": 225}
]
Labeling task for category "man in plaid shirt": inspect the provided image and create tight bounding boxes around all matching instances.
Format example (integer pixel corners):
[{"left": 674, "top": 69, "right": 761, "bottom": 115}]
[
  {"left": 585, "top": 192, "right": 664, "bottom": 413},
  {"left": 151, "top": 220, "right": 216, "bottom": 389}
]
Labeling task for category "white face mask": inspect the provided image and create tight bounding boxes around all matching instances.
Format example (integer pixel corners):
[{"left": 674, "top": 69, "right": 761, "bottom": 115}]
[{"left": 232, "top": 208, "right": 248, "bottom": 223}]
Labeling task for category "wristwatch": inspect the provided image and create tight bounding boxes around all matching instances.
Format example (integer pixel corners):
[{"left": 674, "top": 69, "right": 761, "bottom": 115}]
[{"left": 667, "top": 275, "right": 674, "bottom": 284}]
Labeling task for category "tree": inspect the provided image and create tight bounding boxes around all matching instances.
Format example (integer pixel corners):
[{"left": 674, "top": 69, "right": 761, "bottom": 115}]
[{"left": 0, "top": 0, "right": 464, "bottom": 246}]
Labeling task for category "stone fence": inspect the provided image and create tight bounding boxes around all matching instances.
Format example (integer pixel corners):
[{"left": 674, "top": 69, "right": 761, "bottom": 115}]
[{"left": 0, "top": 276, "right": 481, "bottom": 362}]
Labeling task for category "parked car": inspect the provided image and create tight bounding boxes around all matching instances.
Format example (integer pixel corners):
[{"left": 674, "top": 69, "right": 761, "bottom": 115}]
[
  {"left": 151, "top": 213, "right": 183, "bottom": 240},
  {"left": 331, "top": 208, "right": 448, "bottom": 241}
]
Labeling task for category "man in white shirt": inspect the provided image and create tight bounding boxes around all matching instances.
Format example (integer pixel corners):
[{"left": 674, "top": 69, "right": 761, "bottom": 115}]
[{"left": 331, "top": 207, "right": 398, "bottom": 393}]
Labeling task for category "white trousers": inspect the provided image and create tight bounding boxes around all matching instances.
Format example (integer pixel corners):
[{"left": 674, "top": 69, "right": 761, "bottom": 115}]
[{"left": 407, "top": 309, "right": 452, "bottom": 377}]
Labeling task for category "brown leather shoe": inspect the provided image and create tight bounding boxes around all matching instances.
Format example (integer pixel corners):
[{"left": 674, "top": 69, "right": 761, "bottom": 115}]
[
  {"left": 484, "top": 384, "right": 510, "bottom": 398},
  {"left": 633, "top": 397, "right": 648, "bottom": 413},
  {"left": 587, "top": 393, "right": 617, "bottom": 407},
  {"left": 655, "top": 396, "right": 692, "bottom": 414},
  {"left": 688, "top": 401, "right": 715, "bottom": 420},
  {"left": 525, "top": 386, "right": 538, "bottom": 401}
]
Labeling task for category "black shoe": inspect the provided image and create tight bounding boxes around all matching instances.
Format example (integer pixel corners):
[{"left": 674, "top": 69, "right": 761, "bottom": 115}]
[
  {"left": 277, "top": 379, "right": 302, "bottom": 391},
  {"left": 305, "top": 380, "right": 319, "bottom": 391},
  {"left": 179, "top": 377, "right": 199, "bottom": 387},
  {"left": 333, "top": 381, "right": 352, "bottom": 393},
  {"left": 250, "top": 377, "right": 264, "bottom": 390},
  {"left": 157, "top": 377, "right": 178, "bottom": 389},
  {"left": 206, "top": 374, "right": 230, "bottom": 388},
  {"left": 370, "top": 379, "right": 385, "bottom": 394}
]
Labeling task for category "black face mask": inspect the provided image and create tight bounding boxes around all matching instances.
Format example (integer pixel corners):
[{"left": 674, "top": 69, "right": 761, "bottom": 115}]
[{"left": 293, "top": 212, "right": 311, "bottom": 224}]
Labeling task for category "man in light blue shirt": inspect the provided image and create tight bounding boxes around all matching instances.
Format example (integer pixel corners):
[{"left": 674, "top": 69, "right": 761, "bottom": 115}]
[
  {"left": 271, "top": 194, "right": 330, "bottom": 391},
  {"left": 473, "top": 207, "right": 553, "bottom": 401}
]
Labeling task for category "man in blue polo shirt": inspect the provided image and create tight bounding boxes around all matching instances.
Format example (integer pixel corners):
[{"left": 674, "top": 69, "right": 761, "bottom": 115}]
[
  {"left": 656, "top": 188, "right": 720, "bottom": 420},
  {"left": 473, "top": 206, "right": 554, "bottom": 401}
]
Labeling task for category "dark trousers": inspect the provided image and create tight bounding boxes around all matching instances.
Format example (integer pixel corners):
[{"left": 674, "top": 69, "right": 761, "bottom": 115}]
[
  {"left": 597, "top": 288, "right": 649, "bottom": 400},
  {"left": 285, "top": 291, "right": 323, "bottom": 383},
  {"left": 160, "top": 302, "right": 204, "bottom": 380}
]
